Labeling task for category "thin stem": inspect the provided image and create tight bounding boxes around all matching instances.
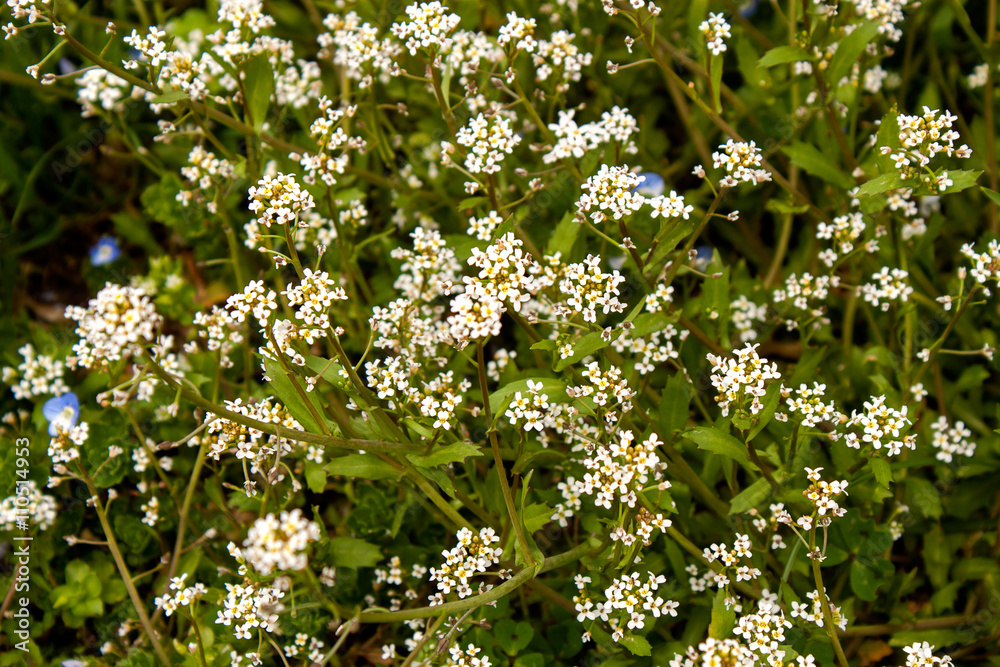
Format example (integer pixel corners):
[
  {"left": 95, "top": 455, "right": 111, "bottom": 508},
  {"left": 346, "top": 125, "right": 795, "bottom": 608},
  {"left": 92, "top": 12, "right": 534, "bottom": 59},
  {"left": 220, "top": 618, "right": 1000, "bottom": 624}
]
[
  {"left": 477, "top": 342, "right": 536, "bottom": 568},
  {"left": 77, "top": 463, "right": 170, "bottom": 666},
  {"left": 811, "top": 551, "right": 850, "bottom": 667}
]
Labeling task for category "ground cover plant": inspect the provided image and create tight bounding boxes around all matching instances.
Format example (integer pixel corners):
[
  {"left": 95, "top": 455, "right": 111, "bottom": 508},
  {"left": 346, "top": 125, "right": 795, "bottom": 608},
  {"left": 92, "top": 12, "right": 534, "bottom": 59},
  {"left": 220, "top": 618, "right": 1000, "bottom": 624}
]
[{"left": 2, "top": 0, "right": 1000, "bottom": 665}]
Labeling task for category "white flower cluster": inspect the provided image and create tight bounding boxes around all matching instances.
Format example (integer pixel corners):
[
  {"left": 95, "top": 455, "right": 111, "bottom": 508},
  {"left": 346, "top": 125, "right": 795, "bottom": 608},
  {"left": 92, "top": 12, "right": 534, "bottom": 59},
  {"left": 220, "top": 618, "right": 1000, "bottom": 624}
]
[
  {"left": 1, "top": 344, "right": 69, "bottom": 400},
  {"left": 929, "top": 416, "right": 976, "bottom": 463},
  {"left": 882, "top": 106, "right": 971, "bottom": 181},
  {"left": 444, "top": 644, "right": 492, "bottom": 667},
  {"left": 573, "top": 571, "right": 679, "bottom": 642},
  {"left": 707, "top": 343, "right": 781, "bottom": 417},
  {"left": 533, "top": 31, "right": 592, "bottom": 89},
  {"left": 645, "top": 282, "right": 675, "bottom": 313},
  {"left": 731, "top": 296, "right": 768, "bottom": 342},
  {"left": 177, "top": 146, "right": 236, "bottom": 209},
  {"left": 282, "top": 268, "right": 348, "bottom": 331},
  {"left": 777, "top": 382, "right": 840, "bottom": 427},
  {"left": 215, "top": 580, "right": 285, "bottom": 640},
  {"left": 612, "top": 325, "right": 683, "bottom": 375},
  {"left": 391, "top": 1, "right": 461, "bottom": 55},
  {"left": 452, "top": 112, "right": 522, "bottom": 175},
  {"left": 75, "top": 69, "right": 138, "bottom": 118},
  {"left": 773, "top": 273, "right": 840, "bottom": 329},
  {"left": 569, "top": 362, "right": 636, "bottom": 425},
  {"left": 735, "top": 601, "right": 800, "bottom": 666},
  {"left": 226, "top": 280, "right": 278, "bottom": 327},
  {"left": 712, "top": 140, "right": 770, "bottom": 187},
  {"left": 154, "top": 573, "right": 207, "bottom": 617},
  {"left": 124, "top": 27, "right": 168, "bottom": 67},
  {"left": 552, "top": 431, "right": 669, "bottom": 544},
  {"left": 284, "top": 634, "right": 328, "bottom": 662},
  {"left": 699, "top": 12, "right": 732, "bottom": 56},
  {"left": 844, "top": 395, "right": 914, "bottom": 455},
  {"left": 817, "top": 211, "right": 868, "bottom": 267},
  {"left": 239, "top": 509, "right": 322, "bottom": 575},
  {"left": 556, "top": 255, "right": 627, "bottom": 323},
  {"left": 774, "top": 468, "right": 849, "bottom": 531},
  {"left": 48, "top": 421, "right": 89, "bottom": 465},
  {"left": 703, "top": 534, "right": 762, "bottom": 588},
  {"left": 854, "top": 0, "right": 914, "bottom": 43},
  {"left": 859, "top": 267, "right": 913, "bottom": 311},
  {"left": 65, "top": 283, "right": 162, "bottom": 369},
  {"left": 294, "top": 98, "right": 363, "bottom": 187},
  {"left": 576, "top": 164, "right": 644, "bottom": 223},
  {"left": 649, "top": 190, "right": 694, "bottom": 219},
  {"left": 447, "top": 232, "right": 535, "bottom": 345},
  {"left": 497, "top": 12, "right": 536, "bottom": 52},
  {"left": 0, "top": 480, "right": 57, "bottom": 531},
  {"left": 188, "top": 306, "right": 244, "bottom": 368},
  {"left": 319, "top": 12, "right": 400, "bottom": 83},
  {"left": 960, "top": 239, "right": 1000, "bottom": 290},
  {"left": 247, "top": 172, "right": 316, "bottom": 228},
  {"left": 467, "top": 210, "right": 503, "bottom": 241},
  {"left": 544, "top": 107, "right": 638, "bottom": 164},
  {"left": 505, "top": 379, "right": 551, "bottom": 432},
  {"left": 790, "top": 588, "right": 847, "bottom": 630},
  {"left": 428, "top": 527, "right": 502, "bottom": 603},
  {"left": 205, "top": 396, "right": 302, "bottom": 465},
  {"left": 669, "top": 638, "right": 757, "bottom": 667},
  {"left": 903, "top": 642, "right": 955, "bottom": 666}
]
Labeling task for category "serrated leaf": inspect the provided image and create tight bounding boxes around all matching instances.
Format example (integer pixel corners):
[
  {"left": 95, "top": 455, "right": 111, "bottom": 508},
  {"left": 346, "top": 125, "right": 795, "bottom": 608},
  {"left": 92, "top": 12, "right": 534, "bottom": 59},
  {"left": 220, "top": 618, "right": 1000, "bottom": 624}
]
[
  {"left": 783, "top": 142, "right": 855, "bottom": 190},
  {"left": 938, "top": 169, "right": 982, "bottom": 194},
  {"left": 242, "top": 53, "right": 274, "bottom": 134},
  {"left": 150, "top": 89, "right": 190, "bottom": 104},
  {"left": 658, "top": 373, "right": 691, "bottom": 437},
  {"left": 407, "top": 442, "right": 483, "bottom": 468},
  {"left": 264, "top": 356, "right": 326, "bottom": 434},
  {"left": 684, "top": 427, "right": 752, "bottom": 467},
  {"left": 325, "top": 453, "right": 399, "bottom": 480},
  {"left": 856, "top": 172, "right": 907, "bottom": 197},
  {"left": 827, "top": 21, "right": 881, "bottom": 89},
  {"left": 618, "top": 634, "right": 652, "bottom": 656},
  {"left": 329, "top": 536, "right": 381, "bottom": 569},
  {"left": 870, "top": 457, "right": 892, "bottom": 488},
  {"left": 728, "top": 477, "right": 770, "bottom": 515},
  {"left": 758, "top": 45, "right": 812, "bottom": 68},
  {"left": 982, "top": 186, "right": 1000, "bottom": 207}
]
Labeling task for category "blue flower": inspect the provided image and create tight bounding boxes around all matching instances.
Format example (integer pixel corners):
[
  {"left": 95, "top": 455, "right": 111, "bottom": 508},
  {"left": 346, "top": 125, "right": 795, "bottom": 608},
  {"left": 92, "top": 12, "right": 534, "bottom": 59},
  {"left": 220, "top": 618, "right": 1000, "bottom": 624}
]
[
  {"left": 634, "top": 172, "right": 665, "bottom": 197},
  {"left": 43, "top": 392, "right": 79, "bottom": 436},
  {"left": 694, "top": 245, "right": 715, "bottom": 271},
  {"left": 90, "top": 236, "right": 121, "bottom": 266},
  {"left": 739, "top": 0, "right": 759, "bottom": 18}
]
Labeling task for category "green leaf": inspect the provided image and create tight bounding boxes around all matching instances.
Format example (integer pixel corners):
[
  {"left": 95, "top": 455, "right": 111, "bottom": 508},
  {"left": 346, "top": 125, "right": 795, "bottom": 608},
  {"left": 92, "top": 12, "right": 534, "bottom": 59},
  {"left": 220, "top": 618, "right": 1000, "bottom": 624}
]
[
  {"left": 953, "top": 557, "right": 1000, "bottom": 579},
  {"left": 618, "top": 634, "right": 652, "bottom": 657},
  {"left": 150, "top": 89, "right": 189, "bottom": 104},
  {"left": 710, "top": 52, "right": 723, "bottom": 114},
  {"left": 758, "top": 45, "right": 811, "bottom": 68},
  {"left": 709, "top": 589, "right": 736, "bottom": 640},
  {"left": 765, "top": 199, "right": 810, "bottom": 215},
  {"left": 407, "top": 442, "right": 483, "bottom": 468},
  {"left": 684, "top": 427, "right": 753, "bottom": 468},
  {"left": 783, "top": 142, "right": 855, "bottom": 190},
  {"left": 870, "top": 457, "right": 892, "bottom": 488},
  {"left": 850, "top": 560, "right": 879, "bottom": 601},
  {"left": 522, "top": 502, "right": 553, "bottom": 532},
  {"left": 856, "top": 172, "right": 907, "bottom": 197},
  {"left": 728, "top": 477, "right": 770, "bottom": 515},
  {"left": 458, "top": 196, "right": 488, "bottom": 210},
  {"left": 546, "top": 211, "right": 580, "bottom": 258},
  {"left": 329, "top": 536, "right": 382, "bottom": 569},
  {"left": 264, "top": 356, "right": 326, "bottom": 434},
  {"left": 242, "top": 53, "right": 274, "bottom": 134},
  {"left": 938, "top": 169, "right": 982, "bottom": 194},
  {"left": 923, "top": 525, "right": 951, "bottom": 589},
  {"left": 325, "top": 453, "right": 400, "bottom": 480},
  {"left": 496, "top": 619, "right": 535, "bottom": 655},
  {"left": 906, "top": 477, "right": 942, "bottom": 519},
  {"left": 305, "top": 460, "right": 327, "bottom": 493},
  {"left": 658, "top": 373, "right": 691, "bottom": 437},
  {"left": 981, "top": 186, "right": 1000, "bottom": 207},
  {"left": 827, "top": 21, "right": 881, "bottom": 89}
]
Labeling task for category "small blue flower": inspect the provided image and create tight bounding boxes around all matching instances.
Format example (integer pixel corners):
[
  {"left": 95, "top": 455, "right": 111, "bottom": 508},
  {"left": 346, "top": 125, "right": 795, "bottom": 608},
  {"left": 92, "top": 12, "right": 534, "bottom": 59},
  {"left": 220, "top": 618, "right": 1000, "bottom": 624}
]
[
  {"left": 634, "top": 172, "right": 666, "bottom": 197},
  {"left": 90, "top": 236, "right": 121, "bottom": 266},
  {"left": 43, "top": 392, "right": 79, "bottom": 436},
  {"left": 739, "top": 0, "right": 759, "bottom": 18},
  {"left": 694, "top": 245, "right": 715, "bottom": 271}
]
